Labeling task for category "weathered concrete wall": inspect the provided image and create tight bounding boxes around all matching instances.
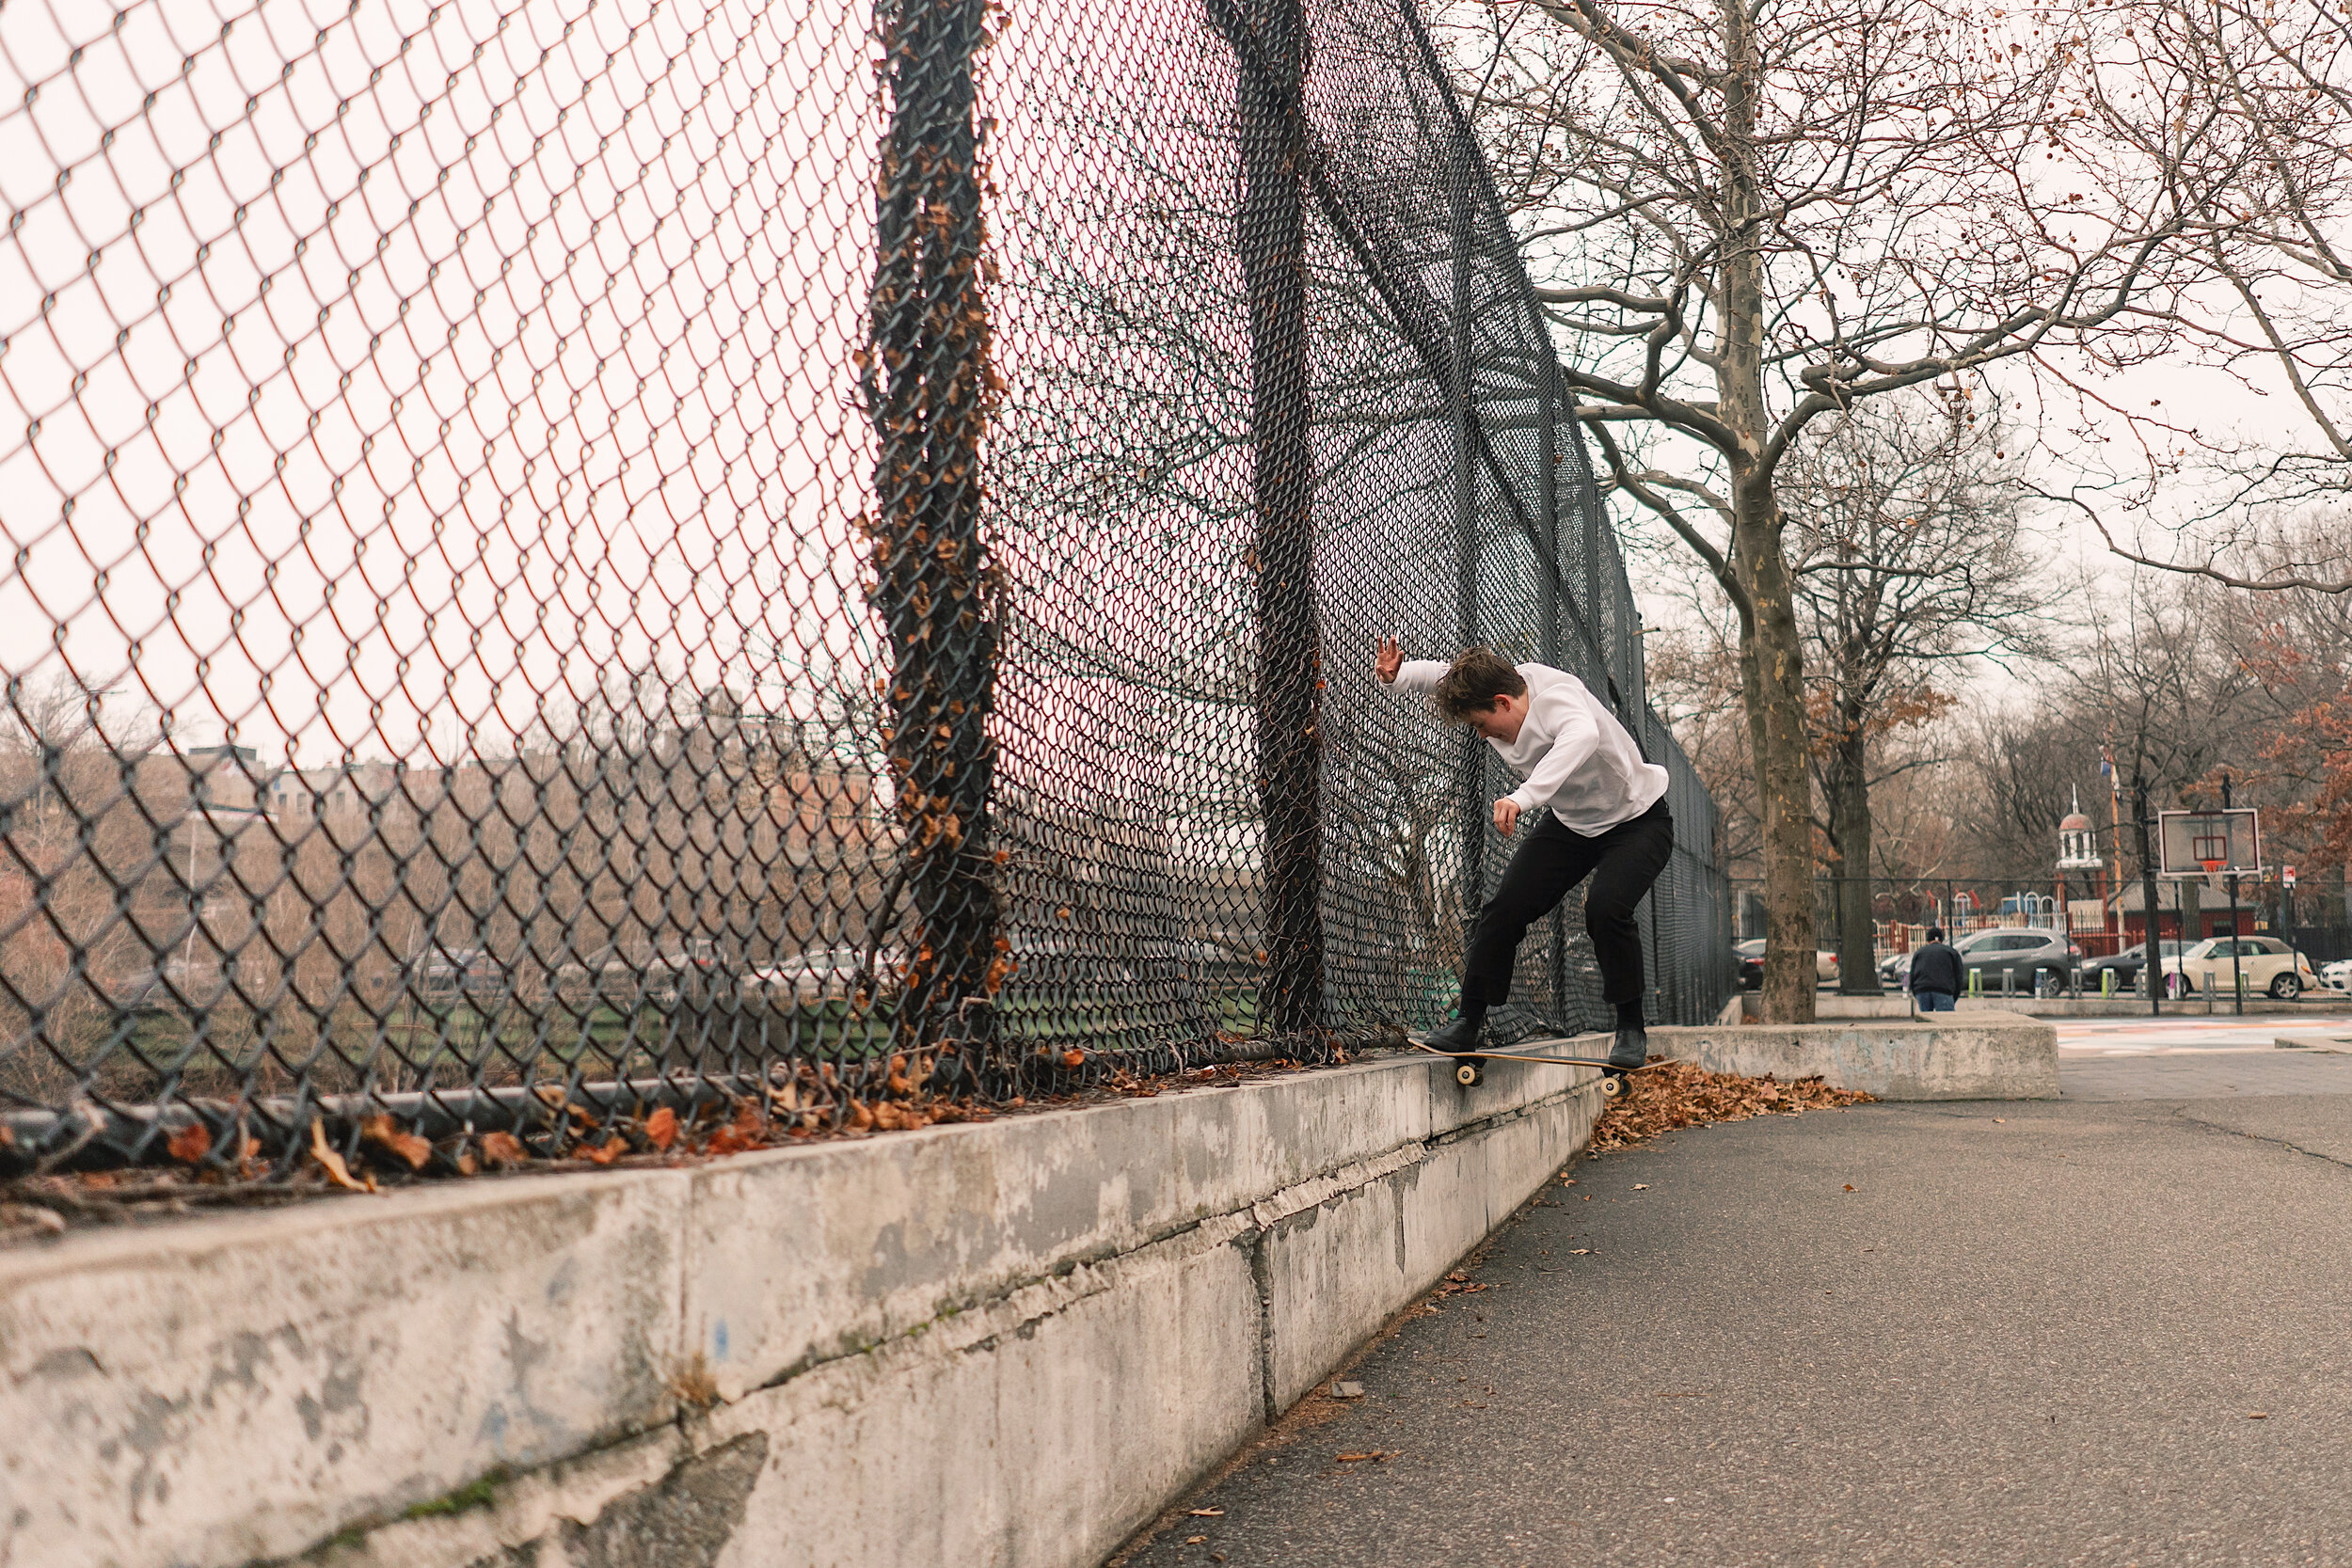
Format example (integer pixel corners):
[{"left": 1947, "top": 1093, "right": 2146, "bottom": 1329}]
[
  {"left": 0, "top": 1053, "right": 1606, "bottom": 1568},
  {"left": 1657, "top": 1019, "right": 2060, "bottom": 1100}
]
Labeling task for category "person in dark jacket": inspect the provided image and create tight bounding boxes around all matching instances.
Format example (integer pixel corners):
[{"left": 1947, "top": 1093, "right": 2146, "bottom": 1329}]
[{"left": 1908, "top": 927, "right": 1963, "bottom": 1012}]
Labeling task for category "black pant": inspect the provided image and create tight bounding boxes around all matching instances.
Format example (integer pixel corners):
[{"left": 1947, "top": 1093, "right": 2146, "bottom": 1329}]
[{"left": 1463, "top": 799, "right": 1674, "bottom": 1008}]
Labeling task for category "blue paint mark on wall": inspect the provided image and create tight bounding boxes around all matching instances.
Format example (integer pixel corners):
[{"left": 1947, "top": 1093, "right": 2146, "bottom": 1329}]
[{"left": 713, "top": 1321, "right": 729, "bottom": 1362}]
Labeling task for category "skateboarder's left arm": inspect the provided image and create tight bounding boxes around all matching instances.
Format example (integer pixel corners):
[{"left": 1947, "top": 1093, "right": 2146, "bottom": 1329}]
[{"left": 1375, "top": 637, "right": 1447, "bottom": 701}]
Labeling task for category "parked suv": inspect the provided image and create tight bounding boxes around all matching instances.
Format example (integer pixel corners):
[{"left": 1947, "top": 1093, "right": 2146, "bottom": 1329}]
[
  {"left": 1886, "top": 927, "right": 2080, "bottom": 997},
  {"left": 1957, "top": 927, "right": 2080, "bottom": 995}
]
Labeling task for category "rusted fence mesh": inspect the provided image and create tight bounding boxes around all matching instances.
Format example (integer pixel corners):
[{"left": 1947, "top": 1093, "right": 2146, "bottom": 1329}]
[{"left": 0, "top": 0, "right": 1729, "bottom": 1175}]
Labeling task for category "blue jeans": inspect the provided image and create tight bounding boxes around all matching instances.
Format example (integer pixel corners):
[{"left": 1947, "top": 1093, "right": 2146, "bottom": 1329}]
[{"left": 1915, "top": 990, "right": 1957, "bottom": 1012}]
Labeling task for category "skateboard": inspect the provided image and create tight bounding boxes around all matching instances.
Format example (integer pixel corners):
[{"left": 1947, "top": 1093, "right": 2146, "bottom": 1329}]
[{"left": 1409, "top": 1036, "right": 1666, "bottom": 1094}]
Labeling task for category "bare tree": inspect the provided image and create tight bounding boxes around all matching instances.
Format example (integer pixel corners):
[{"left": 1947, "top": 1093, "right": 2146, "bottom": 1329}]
[
  {"left": 2064, "top": 571, "right": 2258, "bottom": 927},
  {"left": 2054, "top": 0, "right": 2352, "bottom": 594},
  {"left": 1783, "top": 393, "right": 2052, "bottom": 990},
  {"left": 1439, "top": 0, "right": 2233, "bottom": 1017}
]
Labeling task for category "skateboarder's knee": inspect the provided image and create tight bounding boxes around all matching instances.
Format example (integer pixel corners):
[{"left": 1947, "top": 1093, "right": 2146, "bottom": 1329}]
[{"left": 1584, "top": 895, "right": 1639, "bottom": 939}]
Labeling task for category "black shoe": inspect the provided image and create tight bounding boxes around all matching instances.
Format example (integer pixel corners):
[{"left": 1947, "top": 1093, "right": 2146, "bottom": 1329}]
[
  {"left": 1424, "top": 1014, "right": 1485, "bottom": 1054},
  {"left": 1607, "top": 1026, "right": 1648, "bottom": 1071}
]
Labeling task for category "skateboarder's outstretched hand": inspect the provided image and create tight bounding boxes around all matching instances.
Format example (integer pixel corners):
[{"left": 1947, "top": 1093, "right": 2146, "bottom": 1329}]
[{"left": 1375, "top": 634, "right": 1403, "bottom": 685}]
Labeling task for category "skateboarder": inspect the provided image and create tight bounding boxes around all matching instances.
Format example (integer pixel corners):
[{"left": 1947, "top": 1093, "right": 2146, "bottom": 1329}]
[{"left": 1376, "top": 639, "right": 1673, "bottom": 1070}]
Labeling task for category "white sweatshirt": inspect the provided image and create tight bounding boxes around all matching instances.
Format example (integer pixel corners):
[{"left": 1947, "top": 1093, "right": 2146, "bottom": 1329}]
[{"left": 1391, "top": 659, "right": 1669, "bottom": 834}]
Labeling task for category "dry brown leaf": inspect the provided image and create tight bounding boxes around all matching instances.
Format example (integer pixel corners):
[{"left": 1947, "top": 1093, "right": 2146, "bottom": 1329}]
[
  {"left": 705, "top": 1119, "right": 771, "bottom": 1155},
  {"left": 1335, "top": 1450, "right": 1393, "bottom": 1463},
  {"left": 1586, "top": 1062, "right": 1873, "bottom": 1154},
  {"left": 644, "top": 1105, "right": 680, "bottom": 1152},
  {"left": 847, "top": 1099, "right": 875, "bottom": 1132},
  {"left": 166, "top": 1120, "right": 212, "bottom": 1164},
  {"left": 309, "top": 1118, "right": 376, "bottom": 1193},
  {"left": 580, "top": 1134, "right": 627, "bottom": 1165},
  {"left": 359, "top": 1114, "right": 433, "bottom": 1171},
  {"left": 479, "top": 1131, "right": 530, "bottom": 1168}
]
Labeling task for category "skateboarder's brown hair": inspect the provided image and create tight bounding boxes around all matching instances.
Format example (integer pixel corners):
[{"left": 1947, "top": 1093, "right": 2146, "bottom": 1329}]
[{"left": 1432, "top": 646, "right": 1527, "bottom": 721}]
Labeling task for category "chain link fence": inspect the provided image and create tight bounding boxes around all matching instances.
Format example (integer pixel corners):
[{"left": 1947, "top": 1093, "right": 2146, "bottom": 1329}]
[{"left": 0, "top": 0, "right": 1729, "bottom": 1176}]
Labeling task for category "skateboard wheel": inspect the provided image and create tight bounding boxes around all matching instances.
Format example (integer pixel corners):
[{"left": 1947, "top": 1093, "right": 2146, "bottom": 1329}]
[
  {"left": 1599, "top": 1075, "right": 1622, "bottom": 1099},
  {"left": 1455, "top": 1062, "right": 1479, "bottom": 1086}
]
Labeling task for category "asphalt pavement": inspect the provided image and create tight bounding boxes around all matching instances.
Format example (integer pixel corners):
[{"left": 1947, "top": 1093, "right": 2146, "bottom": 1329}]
[{"left": 1116, "top": 1048, "right": 2352, "bottom": 1567}]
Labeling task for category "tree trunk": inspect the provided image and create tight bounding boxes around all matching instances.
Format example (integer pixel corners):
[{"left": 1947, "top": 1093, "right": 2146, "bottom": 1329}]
[
  {"left": 1826, "top": 723, "right": 1882, "bottom": 993},
  {"left": 1736, "top": 508, "right": 1819, "bottom": 1023},
  {"left": 868, "top": 0, "right": 1001, "bottom": 1070},
  {"left": 1719, "top": 0, "right": 1815, "bottom": 1024},
  {"left": 1229, "top": 0, "right": 1325, "bottom": 1037}
]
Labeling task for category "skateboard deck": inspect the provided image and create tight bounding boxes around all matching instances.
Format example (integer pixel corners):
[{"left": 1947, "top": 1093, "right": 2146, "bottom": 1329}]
[{"left": 1408, "top": 1036, "right": 1669, "bottom": 1093}]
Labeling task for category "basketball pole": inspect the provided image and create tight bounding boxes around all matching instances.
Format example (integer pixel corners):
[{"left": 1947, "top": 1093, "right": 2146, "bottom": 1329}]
[
  {"left": 2223, "top": 773, "right": 2245, "bottom": 1016},
  {"left": 2136, "top": 782, "right": 2161, "bottom": 1018}
]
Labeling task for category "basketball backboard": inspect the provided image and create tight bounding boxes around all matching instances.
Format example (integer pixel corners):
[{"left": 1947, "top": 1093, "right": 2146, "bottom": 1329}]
[{"left": 2155, "top": 808, "right": 2262, "bottom": 879}]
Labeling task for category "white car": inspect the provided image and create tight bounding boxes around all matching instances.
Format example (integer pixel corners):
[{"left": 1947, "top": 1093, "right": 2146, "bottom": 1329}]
[
  {"left": 737, "top": 945, "right": 907, "bottom": 1006},
  {"left": 2159, "top": 937, "right": 2322, "bottom": 1000},
  {"left": 2320, "top": 958, "right": 2352, "bottom": 993},
  {"left": 1733, "top": 940, "right": 1839, "bottom": 986}
]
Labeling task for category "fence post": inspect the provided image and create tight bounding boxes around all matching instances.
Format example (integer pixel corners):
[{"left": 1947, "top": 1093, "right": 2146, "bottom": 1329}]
[
  {"left": 867, "top": 0, "right": 1003, "bottom": 1073},
  {"left": 2136, "top": 783, "right": 2162, "bottom": 1017},
  {"left": 1226, "top": 0, "right": 1325, "bottom": 1037},
  {"left": 1539, "top": 353, "right": 1568, "bottom": 1025},
  {"left": 1446, "top": 125, "right": 1486, "bottom": 969}
]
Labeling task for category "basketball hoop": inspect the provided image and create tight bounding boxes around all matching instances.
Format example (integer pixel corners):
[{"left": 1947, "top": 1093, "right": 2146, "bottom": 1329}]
[{"left": 2201, "top": 858, "right": 2227, "bottom": 895}]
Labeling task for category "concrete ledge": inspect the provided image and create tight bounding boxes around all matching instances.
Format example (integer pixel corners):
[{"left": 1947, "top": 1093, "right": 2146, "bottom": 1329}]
[
  {"left": 0, "top": 1053, "right": 1606, "bottom": 1568},
  {"left": 1760, "top": 993, "right": 2349, "bottom": 1021},
  {"left": 1656, "top": 1019, "right": 2060, "bottom": 1101}
]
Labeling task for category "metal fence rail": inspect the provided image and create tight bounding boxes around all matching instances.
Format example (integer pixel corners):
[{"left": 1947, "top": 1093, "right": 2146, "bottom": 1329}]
[
  {"left": 0, "top": 0, "right": 1729, "bottom": 1175},
  {"left": 1740, "top": 873, "right": 2352, "bottom": 983}
]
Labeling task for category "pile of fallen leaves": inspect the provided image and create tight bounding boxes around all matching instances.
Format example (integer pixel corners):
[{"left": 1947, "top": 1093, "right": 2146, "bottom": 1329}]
[{"left": 1585, "top": 1060, "right": 1872, "bottom": 1153}]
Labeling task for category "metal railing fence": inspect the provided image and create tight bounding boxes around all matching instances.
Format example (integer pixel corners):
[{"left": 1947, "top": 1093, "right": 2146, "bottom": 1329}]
[
  {"left": 0, "top": 0, "right": 1729, "bottom": 1176},
  {"left": 1739, "top": 874, "right": 2352, "bottom": 982}
]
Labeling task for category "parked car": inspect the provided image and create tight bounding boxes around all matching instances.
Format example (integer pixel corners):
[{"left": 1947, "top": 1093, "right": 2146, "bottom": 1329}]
[
  {"left": 1955, "top": 927, "right": 2081, "bottom": 995},
  {"left": 1732, "top": 939, "right": 1839, "bottom": 990},
  {"left": 737, "top": 945, "right": 908, "bottom": 1006},
  {"left": 2076, "top": 941, "right": 2185, "bottom": 993},
  {"left": 2323, "top": 958, "right": 2352, "bottom": 993},
  {"left": 2159, "top": 937, "right": 2322, "bottom": 1000},
  {"left": 1885, "top": 927, "right": 2080, "bottom": 996},
  {"left": 549, "top": 949, "right": 662, "bottom": 1007}
]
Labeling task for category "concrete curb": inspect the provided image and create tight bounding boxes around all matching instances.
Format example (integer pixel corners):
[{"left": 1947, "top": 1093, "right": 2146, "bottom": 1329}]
[
  {"left": 1656, "top": 1019, "right": 2060, "bottom": 1100},
  {"left": 0, "top": 1053, "right": 1606, "bottom": 1568}
]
